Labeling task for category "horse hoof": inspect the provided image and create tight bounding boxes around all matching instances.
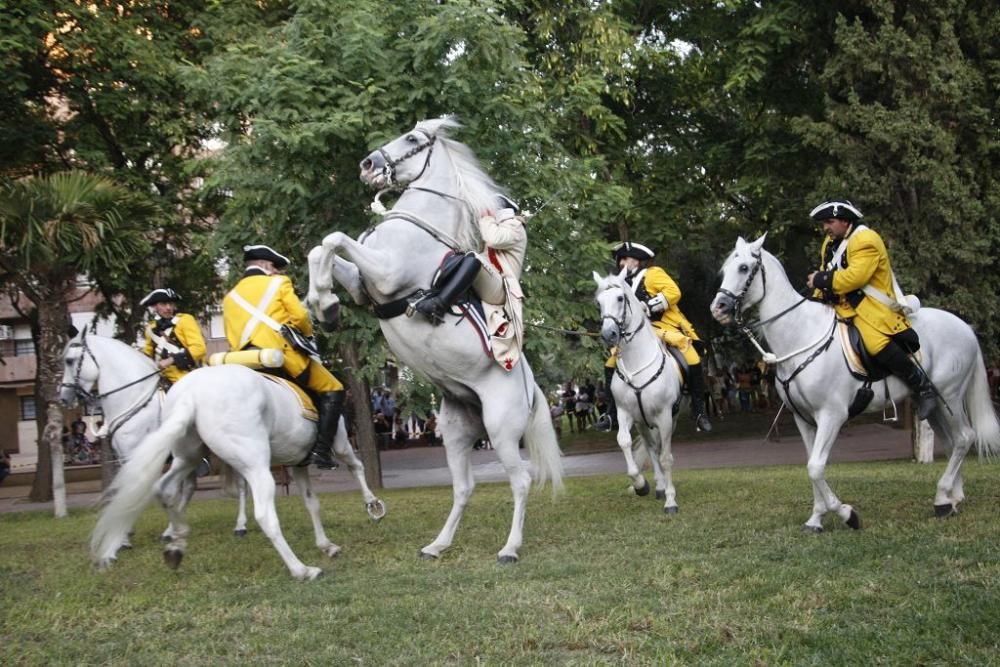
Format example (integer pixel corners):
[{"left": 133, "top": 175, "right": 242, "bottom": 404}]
[
  {"left": 845, "top": 510, "right": 862, "bottom": 530},
  {"left": 163, "top": 548, "right": 184, "bottom": 569},
  {"left": 934, "top": 503, "right": 956, "bottom": 518},
  {"left": 418, "top": 550, "right": 438, "bottom": 560},
  {"left": 634, "top": 479, "right": 650, "bottom": 497},
  {"left": 801, "top": 524, "right": 823, "bottom": 534},
  {"left": 159, "top": 534, "right": 172, "bottom": 544},
  {"left": 655, "top": 489, "right": 666, "bottom": 501},
  {"left": 366, "top": 499, "right": 387, "bottom": 522},
  {"left": 497, "top": 554, "right": 519, "bottom": 565},
  {"left": 234, "top": 529, "right": 248, "bottom": 538},
  {"left": 663, "top": 506, "right": 679, "bottom": 515},
  {"left": 118, "top": 542, "right": 133, "bottom": 550}
]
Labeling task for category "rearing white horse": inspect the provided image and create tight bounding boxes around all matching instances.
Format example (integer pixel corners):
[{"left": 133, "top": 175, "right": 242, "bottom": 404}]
[
  {"left": 595, "top": 270, "right": 684, "bottom": 513},
  {"left": 711, "top": 235, "right": 1000, "bottom": 531},
  {"left": 307, "top": 117, "right": 563, "bottom": 563}
]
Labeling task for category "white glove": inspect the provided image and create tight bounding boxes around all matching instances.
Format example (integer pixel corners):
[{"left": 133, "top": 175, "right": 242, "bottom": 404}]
[{"left": 647, "top": 294, "right": 667, "bottom": 314}]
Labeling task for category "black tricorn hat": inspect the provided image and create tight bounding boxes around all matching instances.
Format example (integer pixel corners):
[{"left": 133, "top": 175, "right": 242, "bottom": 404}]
[
  {"left": 611, "top": 241, "right": 655, "bottom": 262},
  {"left": 139, "top": 288, "right": 182, "bottom": 307},
  {"left": 243, "top": 244, "right": 290, "bottom": 269},
  {"left": 809, "top": 199, "right": 863, "bottom": 222}
]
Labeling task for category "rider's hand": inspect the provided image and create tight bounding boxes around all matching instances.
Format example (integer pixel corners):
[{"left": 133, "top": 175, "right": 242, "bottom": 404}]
[
  {"left": 647, "top": 294, "right": 667, "bottom": 314},
  {"left": 806, "top": 272, "right": 817, "bottom": 289},
  {"left": 158, "top": 357, "right": 174, "bottom": 369}
]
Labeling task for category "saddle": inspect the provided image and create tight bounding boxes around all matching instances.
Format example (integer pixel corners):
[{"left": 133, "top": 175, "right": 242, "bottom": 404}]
[
  {"left": 207, "top": 351, "right": 317, "bottom": 421},
  {"left": 837, "top": 320, "right": 923, "bottom": 419}
]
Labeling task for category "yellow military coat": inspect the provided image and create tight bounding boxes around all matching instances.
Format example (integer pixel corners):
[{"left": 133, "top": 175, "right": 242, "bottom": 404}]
[
  {"left": 143, "top": 312, "right": 206, "bottom": 384},
  {"left": 637, "top": 266, "right": 702, "bottom": 365},
  {"left": 223, "top": 271, "right": 315, "bottom": 378},
  {"left": 813, "top": 225, "right": 912, "bottom": 353}
]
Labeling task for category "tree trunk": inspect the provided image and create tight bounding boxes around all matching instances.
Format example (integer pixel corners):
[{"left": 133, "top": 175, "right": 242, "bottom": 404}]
[
  {"left": 341, "top": 341, "right": 382, "bottom": 490},
  {"left": 27, "top": 294, "right": 72, "bottom": 516}
]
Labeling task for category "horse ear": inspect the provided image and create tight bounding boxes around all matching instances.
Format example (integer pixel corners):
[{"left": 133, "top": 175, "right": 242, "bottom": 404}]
[
  {"left": 592, "top": 270, "right": 604, "bottom": 286},
  {"left": 67, "top": 325, "right": 79, "bottom": 339},
  {"left": 750, "top": 232, "right": 768, "bottom": 252},
  {"left": 617, "top": 266, "right": 629, "bottom": 281}
]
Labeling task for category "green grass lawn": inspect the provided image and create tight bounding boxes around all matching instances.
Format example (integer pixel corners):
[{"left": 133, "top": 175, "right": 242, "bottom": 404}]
[{"left": 3, "top": 461, "right": 999, "bottom": 665}]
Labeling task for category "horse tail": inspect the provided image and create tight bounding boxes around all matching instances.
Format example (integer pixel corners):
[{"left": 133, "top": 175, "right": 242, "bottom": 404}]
[
  {"left": 525, "top": 384, "right": 564, "bottom": 493},
  {"left": 90, "top": 392, "right": 194, "bottom": 566},
  {"left": 965, "top": 354, "right": 1000, "bottom": 459}
]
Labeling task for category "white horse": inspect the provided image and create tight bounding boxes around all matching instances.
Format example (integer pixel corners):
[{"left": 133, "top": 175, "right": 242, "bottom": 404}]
[
  {"left": 306, "top": 117, "right": 563, "bottom": 563},
  {"left": 68, "top": 340, "right": 384, "bottom": 581},
  {"left": 711, "top": 235, "right": 1000, "bottom": 531},
  {"left": 59, "top": 331, "right": 385, "bottom": 541},
  {"left": 59, "top": 330, "right": 254, "bottom": 539},
  {"left": 595, "top": 270, "right": 684, "bottom": 513}
]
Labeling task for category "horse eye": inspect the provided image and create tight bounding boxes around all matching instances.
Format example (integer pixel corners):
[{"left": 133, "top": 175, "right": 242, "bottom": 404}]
[
  {"left": 739, "top": 264, "right": 749, "bottom": 273},
  {"left": 617, "top": 295, "right": 623, "bottom": 302},
  {"left": 406, "top": 134, "right": 418, "bottom": 142}
]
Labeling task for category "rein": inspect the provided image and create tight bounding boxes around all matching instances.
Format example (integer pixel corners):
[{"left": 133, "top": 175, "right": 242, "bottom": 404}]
[
  {"left": 62, "top": 334, "right": 162, "bottom": 445},
  {"left": 720, "top": 250, "right": 838, "bottom": 426}
]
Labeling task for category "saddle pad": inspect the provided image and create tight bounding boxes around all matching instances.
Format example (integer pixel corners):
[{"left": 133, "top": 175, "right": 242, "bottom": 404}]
[
  {"left": 836, "top": 321, "right": 922, "bottom": 379},
  {"left": 836, "top": 321, "right": 868, "bottom": 378},
  {"left": 260, "top": 374, "right": 318, "bottom": 422}
]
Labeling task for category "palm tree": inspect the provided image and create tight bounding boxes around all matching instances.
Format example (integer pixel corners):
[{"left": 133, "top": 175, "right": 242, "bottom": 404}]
[{"left": 0, "top": 171, "right": 154, "bottom": 514}]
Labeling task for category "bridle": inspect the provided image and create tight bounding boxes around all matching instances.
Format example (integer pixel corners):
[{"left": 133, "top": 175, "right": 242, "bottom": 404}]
[
  {"left": 716, "top": 250, "right": 767, "bottom": 327},
  {"left": 601, "top": 283, "right": 669, "bottom": 429},
  {"left": 61, "top": 332, "right": 162, "bottom": 445},
  {"left": 718, "top": 248, "right": 837, "bottom": 426},
  {"left": 600, "top": 285, "right": 644, "bottom": 344},
  {"left": 376, "top": 129, "right": 436, "bottom": 188}
]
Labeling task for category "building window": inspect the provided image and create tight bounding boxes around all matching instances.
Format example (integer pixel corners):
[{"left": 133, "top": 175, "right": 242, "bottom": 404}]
[
  {"left": 14, "top": 338, "right": 35, "bottom": 356},
  {"left": 19, "top": 396, "right": 37, "bottom": 421}
]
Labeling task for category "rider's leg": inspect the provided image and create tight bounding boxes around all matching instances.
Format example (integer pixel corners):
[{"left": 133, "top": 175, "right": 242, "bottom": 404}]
[
  {"left": 604, "top": 357, "right": 619, "bottom": 430},
  {"left": 686, "top": 363, "right": 713, "bottom": 432},
  {"left": 653, "top": 326, "right": 713, "bottom": 432},
  {"left": 870, "top": 331, "right": 936, "bottom": 420},
  {"left": 302, "top": 362, "right": 346, "bottom": 469},
  {"left": 414, "top": 254, "right": 481, "bottom": 323}
]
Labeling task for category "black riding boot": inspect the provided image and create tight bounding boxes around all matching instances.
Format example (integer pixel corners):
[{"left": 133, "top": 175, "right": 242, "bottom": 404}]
[
  {"left": 310, "top": 390, "right": 345, "bottom": 469},
  {"left": 604, "top": 364, "right": 619, "bottom": 430},
  {"left": 874, "top": 342, "right": 937, "bottom": 420},
  {"left": 413, "top": 255, "right": 481, "bottom": 324},
  {"left": 687, "top": 363, "right": 713, "bottom": 433}
]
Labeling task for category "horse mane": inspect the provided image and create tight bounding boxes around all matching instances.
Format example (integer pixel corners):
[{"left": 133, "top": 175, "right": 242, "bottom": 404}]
[
  {"left": 88, "top": 332, "right": 158, "bottom": 372},
  {"left": 416, "top": 117, "right": 507, "bottom": 251}
]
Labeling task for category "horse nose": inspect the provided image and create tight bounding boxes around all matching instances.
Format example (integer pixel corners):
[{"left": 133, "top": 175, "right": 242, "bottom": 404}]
[
  {"left": 710, "top": 294, "right": 732, "bottom": 321},
  {"left": 360, "top": 151, "right": 384, "bottom": 172},
  {"left": 601, "top": 325, "right": 619, "bottom": 347}
]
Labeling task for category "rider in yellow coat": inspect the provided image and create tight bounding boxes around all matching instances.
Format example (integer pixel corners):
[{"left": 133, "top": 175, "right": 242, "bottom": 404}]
[
  {"left": 140, "top": 288, "right": 206, "bottom": 386},
  {"left": 612, "top": 242, "right": 713, "bottom": 433},
  {"left": 806, "top": 199, "right": 936, "bottom": 419},
  {"left": 223, "top": 244, "right": 344, "bottom": 468}
]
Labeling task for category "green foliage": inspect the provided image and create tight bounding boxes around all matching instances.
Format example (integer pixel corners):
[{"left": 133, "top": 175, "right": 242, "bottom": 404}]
[
  {"left": 0, "top": 171, "right": 152, "bottom": 285},
  {"left": 793, "top": 0, "right": 1000, "bottom": 357}
]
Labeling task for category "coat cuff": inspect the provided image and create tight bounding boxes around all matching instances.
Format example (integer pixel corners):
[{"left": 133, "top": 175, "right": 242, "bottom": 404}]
[{"left": 812, "top": 270, "right": 834, "bottom": 290}]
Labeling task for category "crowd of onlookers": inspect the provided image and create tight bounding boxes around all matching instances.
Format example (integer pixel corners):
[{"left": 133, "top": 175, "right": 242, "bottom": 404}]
[
  {"left": 370, "top": 388, "right": 440, "bottom": 449},
  {"left": 552, "top": 362, "right": 782, "bottom": 436}
]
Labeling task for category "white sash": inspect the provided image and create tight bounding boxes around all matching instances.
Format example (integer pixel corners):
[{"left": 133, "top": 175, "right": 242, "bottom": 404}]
[
  {"left": 228, "top": 277, "right": 285, "bottom": 349},
  {"left": 825, "top": 224, "right": 917, "bottom": 315},
  {"left": 149, "top": 318, "right": 182, "bottom": 355}
]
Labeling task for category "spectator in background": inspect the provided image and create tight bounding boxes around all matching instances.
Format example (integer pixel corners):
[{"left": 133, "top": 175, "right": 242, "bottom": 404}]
[
  {"left": 737, "top": 366, "right": 754, "bottom": 413},
  {"left": 561, "top": 382, "right": 577, "bottom": 434},
  {"left": 574, "top": 387, "right": 593, "bottom": 432},
  {"left": 0, "top": 450, "right": 11, "bottom": 485},
  {"left": 988, "top": 360, "right": 1000, "bottom": 403}
]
